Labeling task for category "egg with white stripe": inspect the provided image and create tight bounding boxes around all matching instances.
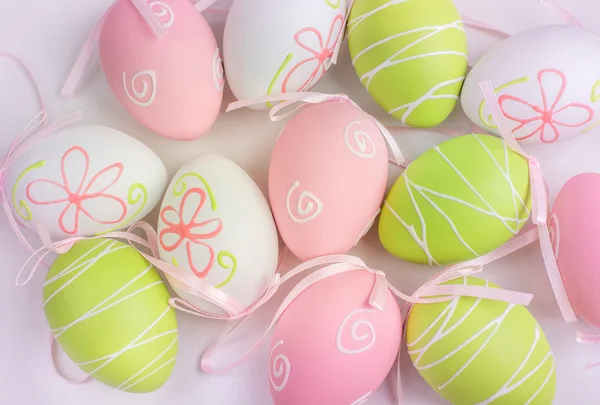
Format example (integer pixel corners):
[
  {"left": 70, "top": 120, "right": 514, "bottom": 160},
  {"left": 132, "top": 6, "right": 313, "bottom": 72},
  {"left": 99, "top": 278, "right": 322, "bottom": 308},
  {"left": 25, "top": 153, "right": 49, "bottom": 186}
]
[
  {"left": 157, "top": 154, "right": 279, "bottom": 314},
  {"left": 269, "top": 270, "right": 401, "bottom": 405},
  {"left": 407, "top": 277, "right": 556, "bottom": 405},
  {"left": 348, "top": 0, "right": 468, "bottom": 127},
  {"left": 223, "top": 0, "right": 346, "bottom": 108},
  {"left": 43, "top": 238, "right": 178, "bottom": 392},
  {"left": 268, "top": 101, "right": 389, "bottom": 260},
  {"left": 5, "top": 124, "right": 167, "bottom": 240},
  {"left": 461, "top": 25, "right": 600, "bottom": 144},
  {"left": 379, "top": 133, "right": 531, "bottom": 265}
]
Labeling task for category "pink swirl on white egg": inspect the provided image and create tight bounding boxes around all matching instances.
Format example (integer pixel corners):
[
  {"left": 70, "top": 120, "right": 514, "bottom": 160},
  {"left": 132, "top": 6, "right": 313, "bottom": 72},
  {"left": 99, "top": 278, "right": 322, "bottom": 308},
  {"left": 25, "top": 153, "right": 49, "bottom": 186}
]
[
  {"left": 212, "top": 48, "right": 225, "bottom": 91},
  {"left": 269, "top": 340, "right": 291, "bottom": 392},
  {"left": 147, "top": 1, "right": 174, "bottom": 28},
  {"left": 336, "top": 309, "right": 377, "bottom": 355},
  {"left": 122, "top": 70, "right": 157, "bottom": 108},
  {"left": 549, "top": 213, "right": 560, "bottom": 259},
  {"left": 344, "top": 120, "right": 376, "bottom": 158}
]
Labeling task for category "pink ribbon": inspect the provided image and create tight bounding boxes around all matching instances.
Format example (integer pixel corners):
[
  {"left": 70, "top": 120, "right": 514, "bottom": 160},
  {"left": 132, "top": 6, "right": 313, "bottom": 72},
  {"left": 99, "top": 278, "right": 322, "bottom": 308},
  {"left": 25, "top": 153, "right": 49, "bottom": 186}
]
[
  {"left": 479, "top": 80, "right": 577, "bottom": 323},
  {"left": 538, "top": 0, "right": 584, "bottom": 27},
  {"left": 61, "top": 0, "right": 168, "bottom": 97},
  {"left": 461, "top": 15, "right": 511, "bottom": 38},
  {"left": 227, "top": 91, "right": 406, "bottom": 167},
  {"left": 194, "top": 0, "right": 224, "bottom": 12},
  {"left": 576, "top": 332, "right": 600, "bottom": 369}
]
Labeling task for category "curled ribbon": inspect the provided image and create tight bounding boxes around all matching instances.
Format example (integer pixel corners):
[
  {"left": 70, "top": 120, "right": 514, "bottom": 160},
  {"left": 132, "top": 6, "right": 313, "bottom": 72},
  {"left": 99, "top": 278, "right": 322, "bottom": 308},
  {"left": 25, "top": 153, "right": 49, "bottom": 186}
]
[
  {"left": 537, "top": 0, "right": 584, "bottom": 27},
  {"left": 227, "top": 91, "right": 406, "bottom": 167},
  {"left": 479, "top": 80, "right": 577, "bottom": 323}
]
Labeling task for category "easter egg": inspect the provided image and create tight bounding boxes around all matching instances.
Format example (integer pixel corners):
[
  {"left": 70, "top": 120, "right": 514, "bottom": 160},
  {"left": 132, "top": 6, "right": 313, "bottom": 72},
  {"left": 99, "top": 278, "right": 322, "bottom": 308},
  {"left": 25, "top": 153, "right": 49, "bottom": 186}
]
[
  {"left": 6, "top": 124, "right": 167, "bottom": 239},
  {"left": 269, "top": 270, "right": 401, "bottom": 405},
  {"left": 550, "top": 173, "right": 600, "bottom": 327},
  {"left": 347, "top": 0, "right": 468, "bottom": 127},
  {"left": 44, "top": 238, "right": 178, "bottom": 392},
  {"left": 269, "top": 101, "right": 388, "bottom": 260},
  {"left": 98, "top": 0, "right": 223, "bottom": 139},
  {"left": 379, "top": 133, "right": 531, "bottom": 265},
  {"left": 157, "top": 154, "right": 278, "bottom": 314},
  {"left": 407, "top": 276, "right": 556, "bottom": 405},
  {"left": 223, "top": 0, "right": 345, "bottom": 108},
  {"left": 462, "top": 25, "right": 600, "bottom": 144}
]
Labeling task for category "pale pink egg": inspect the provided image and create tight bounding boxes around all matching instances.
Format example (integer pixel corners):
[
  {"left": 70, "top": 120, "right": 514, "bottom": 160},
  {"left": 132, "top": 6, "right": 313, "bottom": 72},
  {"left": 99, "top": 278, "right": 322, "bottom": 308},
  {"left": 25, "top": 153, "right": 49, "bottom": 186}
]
[
  {"left": 99, "top": 0, "right": 223, "bottom": 140},
  {"left": 550, "top": 173, "right": 600, "bottom": 326},
  {"left": 269, "top": 271, "right": 402, "bottom": 405},
  {"left": 268, "top": 101, "right": 389, "bottom": 260}
]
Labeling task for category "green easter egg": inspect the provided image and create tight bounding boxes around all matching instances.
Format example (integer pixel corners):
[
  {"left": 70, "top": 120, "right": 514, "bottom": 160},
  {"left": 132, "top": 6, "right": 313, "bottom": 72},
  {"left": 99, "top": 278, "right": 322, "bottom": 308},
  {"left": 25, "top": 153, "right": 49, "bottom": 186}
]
[
  {"left": 406, "top": 277, "right": 556, "bottom": 405},
  {"left": 348, "top": 0, "right": 468, "bottom": 127},
  {"left": 379, "top": 134, "right": 531, "bottom": 265},
  {"left": 43, "top": 239, "right": 178, "bottom": 393}
]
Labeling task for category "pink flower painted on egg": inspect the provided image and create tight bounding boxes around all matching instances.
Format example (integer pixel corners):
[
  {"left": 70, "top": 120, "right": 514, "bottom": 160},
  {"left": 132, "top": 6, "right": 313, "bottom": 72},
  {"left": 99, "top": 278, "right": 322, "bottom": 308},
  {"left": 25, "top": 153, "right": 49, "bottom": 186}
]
[
  {"left": 159, "top": 187, "right": 223, "bottom": 278},
  {"left": 282, "top": 14, "right": 344, "bottom": 93},
  {"left": 499, "top": 69, "right": 594, "bottom": 143},
  {"left": 25, "top": 146, "right": 127, "bottom": 235}
]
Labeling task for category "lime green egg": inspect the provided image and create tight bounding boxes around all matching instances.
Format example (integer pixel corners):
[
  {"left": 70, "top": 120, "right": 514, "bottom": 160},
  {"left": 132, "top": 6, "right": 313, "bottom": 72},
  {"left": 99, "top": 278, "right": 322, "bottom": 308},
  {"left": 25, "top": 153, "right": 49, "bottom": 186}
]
[
  {"left": 347, "top": 0, "right": 468, "bottom": 127},
  {"left": 379, "top": 134, "right": 531, "bottom": 265},
  {"left": 43, "top": 239, "right": 178, "bottom": 393},
  {"left": 407, "top": 277, "right": 556, "bottom": 405}
]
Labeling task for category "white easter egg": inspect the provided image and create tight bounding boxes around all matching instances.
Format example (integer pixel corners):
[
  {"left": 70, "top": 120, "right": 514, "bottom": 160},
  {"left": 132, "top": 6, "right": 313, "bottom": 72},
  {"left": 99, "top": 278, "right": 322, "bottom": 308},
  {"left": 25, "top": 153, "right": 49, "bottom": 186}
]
[
  {"left": 6, "top": 124, "right": 167, "bottom": 239},
  {"left": 223, "top": 0, "right": 346, "bottom": 108},
  {"left": 156, "top": 154, "right": 279, "bottom": 314},
  {"left": 462, "top": 25, "right": 600, "bottom": 144}
]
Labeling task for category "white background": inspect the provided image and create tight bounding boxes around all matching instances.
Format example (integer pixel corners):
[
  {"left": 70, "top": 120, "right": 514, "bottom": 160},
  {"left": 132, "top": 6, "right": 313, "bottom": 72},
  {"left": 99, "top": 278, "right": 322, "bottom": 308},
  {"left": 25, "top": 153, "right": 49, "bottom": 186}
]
[{"left": 2, "top": 0, "right": 600, "bottom": 404}]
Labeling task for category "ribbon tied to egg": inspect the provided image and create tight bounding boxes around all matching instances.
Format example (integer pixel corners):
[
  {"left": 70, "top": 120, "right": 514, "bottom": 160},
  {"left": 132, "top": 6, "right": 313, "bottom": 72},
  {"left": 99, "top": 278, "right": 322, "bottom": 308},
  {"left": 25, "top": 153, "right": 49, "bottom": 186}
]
[{"left": 480, "top": 80, "right": 577, "bottom": 323}]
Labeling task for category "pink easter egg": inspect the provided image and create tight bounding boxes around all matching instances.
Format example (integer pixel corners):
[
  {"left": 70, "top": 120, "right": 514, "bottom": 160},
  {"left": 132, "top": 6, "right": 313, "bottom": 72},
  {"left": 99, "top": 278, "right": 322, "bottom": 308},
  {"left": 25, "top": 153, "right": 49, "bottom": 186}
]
[
  {"left": 99, "top": 0, "right": 223, "bottom": 140},
  {"left": 269, "top": 271, "right": 401, "bottom": 405},
  {"left": 268, "top": 102, "right": 389, "bottom": 260},
  {"left": 550, "top": 173, "right": 600, "bottom": 326}
]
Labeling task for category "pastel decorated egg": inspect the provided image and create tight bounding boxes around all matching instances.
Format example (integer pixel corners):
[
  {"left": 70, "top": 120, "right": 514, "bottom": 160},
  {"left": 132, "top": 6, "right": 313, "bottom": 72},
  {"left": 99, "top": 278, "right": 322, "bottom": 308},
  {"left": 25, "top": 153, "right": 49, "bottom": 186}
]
[
  {"left": 269, "top": 270, "right": 401, "bottom": 405},
  {"left": 98, "top": 0, "right": 223, "bottom": 139},
  {"left": 44, "top": 238, "right": 178, "bottom": 392},
  {"left": 6, "top": 124, "right": 167, "bottom": 239},
  {"left": 407, "top": 276, "right": 556, "bottom": 404},
  {"left": 379, "top": 133, "right": 531, "bottom": 265},
  {"left": 462, "top": 25, "right": 600, "bottom": 144},
  {"left": 223, "top": 0, "right": 345, "bottom": 108},
  {"left": 157, "top": 154, "right": 279, "bottom": 314},
  {"left": 550, "top": 173, "right": 600, "bottom": 327},
  {"left": 269, "top": 101, "right": 388, "bottom": 260},
  {"left": 347, "top": 0, "right": 468, "bottom": 127}
]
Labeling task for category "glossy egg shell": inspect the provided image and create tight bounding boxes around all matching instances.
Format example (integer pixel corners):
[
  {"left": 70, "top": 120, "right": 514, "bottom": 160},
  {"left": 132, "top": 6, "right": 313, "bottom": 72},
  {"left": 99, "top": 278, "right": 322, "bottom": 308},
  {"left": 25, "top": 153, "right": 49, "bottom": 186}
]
[
  {"left": 379, "top": 133, "right": 531, "bottom": 265},
  {"left": 348, "top": 0, "right": 468, "bottom": 127},
  {"left": 407, "top": 277, "right": 556, "bottom": 405},
  {"left": 462, "top": 25, "right": 600, "bottom": 144},
  {"left": 550, "top": 173, "right": 600, "bottom": 327},
  {"left": 99, "top": 0, "right": 223, "bottom": 139},
  {"left": 44, "top": 238, "right": 178, "bottom": 392},
  {"left": 269, "top": 270, "right": 401, "bottom": 405},
  {"left": 223, "top": 0, "right": 345, "bottom": 109},
  {"left": 6, "top": 124, "right": 167, "bottom": 239},
  {"left": 268, "top": 101, "right": 388, "bottom": 260},
  {"left": 157, "top": 154, "right": 279, "bottom": 314}
]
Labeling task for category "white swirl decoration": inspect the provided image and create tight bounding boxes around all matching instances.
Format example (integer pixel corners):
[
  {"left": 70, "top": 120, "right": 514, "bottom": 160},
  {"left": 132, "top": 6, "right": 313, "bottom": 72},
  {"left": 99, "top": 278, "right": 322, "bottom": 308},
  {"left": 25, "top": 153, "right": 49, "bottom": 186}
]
[
  {"left": 549, "top": 213, "right": 560, "bottom": 259},
  {"left": 148, "top": 1, "right": 174, "bottom": 28},
  {"left": 344, "top": 120, "right": 376, "bottom": 158},
  {"left": 123, "top": 70, "right": 157, "bottom": 108},
  {"left": 269, "top": 340, "right": 291, "bottom": 392},
  {"left": 212, "top": 48, "right": 225, "bottom": 91},
  {"left": 286, "top": 181, "right": 323, "bottom": 224},
  {"left": 336, "top": 309, "right": 377, "bottom": 355}
]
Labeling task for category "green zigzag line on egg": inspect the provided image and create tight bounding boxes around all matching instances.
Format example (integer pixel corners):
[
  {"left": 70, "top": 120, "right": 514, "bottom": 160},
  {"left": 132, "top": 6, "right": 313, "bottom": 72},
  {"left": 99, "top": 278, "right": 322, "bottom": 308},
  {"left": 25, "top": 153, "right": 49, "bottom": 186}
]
[
  {"left": 384, "top": 134, "right": 530, "bottom": 265},
  {"left": 350, "top": 18, "right": 467, "bottom": 124},
  {"left": 407, "top": 278, "right": 556, "bottom": 404},
  {"left": 44, "top": 239, "right": 177, "bottom": 391}
]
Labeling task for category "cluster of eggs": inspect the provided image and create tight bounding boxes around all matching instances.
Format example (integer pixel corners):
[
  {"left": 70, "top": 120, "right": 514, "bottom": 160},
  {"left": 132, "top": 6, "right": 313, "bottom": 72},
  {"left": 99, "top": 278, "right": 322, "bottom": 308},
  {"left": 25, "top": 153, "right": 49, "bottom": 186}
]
[{"left": 8, "top": 0, "right": 600, "bottom": 403}]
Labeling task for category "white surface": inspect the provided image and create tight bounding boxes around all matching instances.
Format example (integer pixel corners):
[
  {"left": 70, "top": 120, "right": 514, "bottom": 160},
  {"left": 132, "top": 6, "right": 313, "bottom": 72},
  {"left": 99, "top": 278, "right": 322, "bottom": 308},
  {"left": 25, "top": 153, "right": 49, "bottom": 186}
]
[{"left": 2, "top": 1, "right": 600, "bottom": 404}]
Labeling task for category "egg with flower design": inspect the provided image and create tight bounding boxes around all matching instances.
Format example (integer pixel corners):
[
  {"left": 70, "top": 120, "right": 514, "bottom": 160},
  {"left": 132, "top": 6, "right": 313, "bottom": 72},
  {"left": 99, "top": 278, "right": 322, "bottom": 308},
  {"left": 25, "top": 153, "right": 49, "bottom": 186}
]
[
  {"left": 157, "top": 154, "right": 279, "bottom": 314},
  {"left": 5, "top": 124, "right": 167, "bottom": 239}
]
